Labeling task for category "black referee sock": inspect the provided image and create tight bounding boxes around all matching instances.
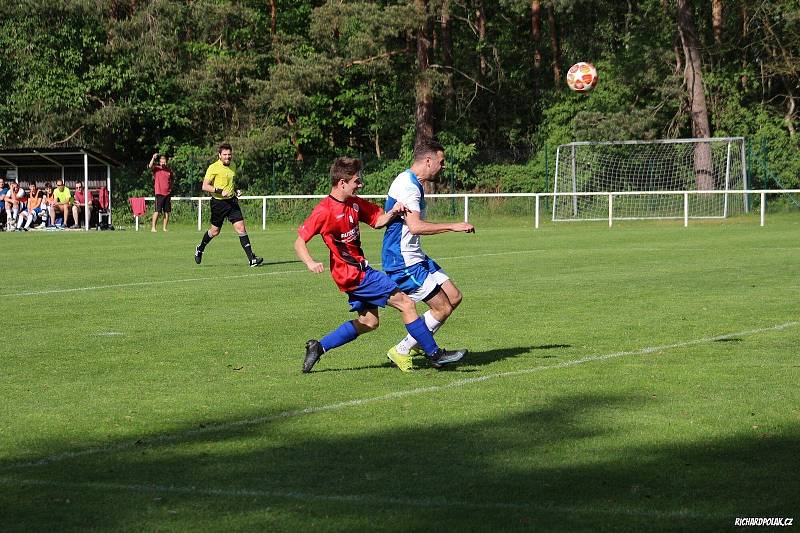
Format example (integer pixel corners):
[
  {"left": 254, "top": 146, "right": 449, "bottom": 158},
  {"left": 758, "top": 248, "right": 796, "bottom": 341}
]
[
  {"left": 239, "top": 233, "right": 255, "bottom": 260},
  {"left": 197, "top": 230, "right": 213, "bottom": 252}
]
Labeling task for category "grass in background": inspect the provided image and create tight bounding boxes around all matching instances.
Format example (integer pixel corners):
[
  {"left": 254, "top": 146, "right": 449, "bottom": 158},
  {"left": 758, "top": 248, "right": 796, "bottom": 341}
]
[{"left": 1, "top": 214, "right": 798, "bottom": 531}]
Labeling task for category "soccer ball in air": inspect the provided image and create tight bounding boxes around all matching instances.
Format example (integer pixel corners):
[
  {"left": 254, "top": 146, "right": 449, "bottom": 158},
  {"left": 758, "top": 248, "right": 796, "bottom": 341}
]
[{"left": 566, "top": 62, "right": 598, "bottom": 92}]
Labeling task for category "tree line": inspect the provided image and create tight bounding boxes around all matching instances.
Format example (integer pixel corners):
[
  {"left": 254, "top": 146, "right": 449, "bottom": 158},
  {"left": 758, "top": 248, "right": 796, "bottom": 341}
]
[{"left": 0, "top": 0, "right": 797, "bottom": 200}]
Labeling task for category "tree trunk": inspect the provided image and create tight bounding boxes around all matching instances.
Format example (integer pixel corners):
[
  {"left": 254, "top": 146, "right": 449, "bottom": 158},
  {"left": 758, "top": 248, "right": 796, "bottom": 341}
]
[
  {"left": 269, "top": 0, "right": 277, "bottom": 36},
  {"left": 414, "top": 0, "right": 434, "bottom": 147},
  {"left": 531, "top": 0, "right": 542, "bottom": 70},
  {"left": 440, "top": 0, "right": 453, "bottom": 67},
  {"left": 476, "top": 0, "right": 487, "bottom": 78},
  {"left": 546, "top": 3, "right": 561, "bottom": 86},
  {"left": 740, "top": 4, "right": 747, "bottom": 88},
  {"left": 440, "top": 0, "right": 454, "bottom": 108},
  {"left": 287, "top": 114, "right": 304, "bottom": 162},
  {"left": 371, "top": 81, "right": 382, "bottom": 158},
  {"left": 677, "top": 0, "right": 713, "bottom": 189},
  {"left": 712, "top": 0, "right": 722, "bottom": 45}
]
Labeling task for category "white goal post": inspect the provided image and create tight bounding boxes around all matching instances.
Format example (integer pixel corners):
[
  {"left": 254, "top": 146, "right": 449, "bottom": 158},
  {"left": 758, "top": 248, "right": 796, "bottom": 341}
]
[{"left": 552, "top": 137, "right": 749, "bottom": 221}]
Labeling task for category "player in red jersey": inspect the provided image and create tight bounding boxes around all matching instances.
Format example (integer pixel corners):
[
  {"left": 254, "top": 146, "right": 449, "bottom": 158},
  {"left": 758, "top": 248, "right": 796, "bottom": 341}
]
[{"left": 294, "top": 156, "right": 467, "bottom": 373}]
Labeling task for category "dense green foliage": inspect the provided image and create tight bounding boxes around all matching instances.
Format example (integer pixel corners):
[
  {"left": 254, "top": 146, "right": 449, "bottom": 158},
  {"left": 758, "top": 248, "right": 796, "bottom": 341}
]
[{"left": 0, "top": 0, "right": 798, "bottom": 199}]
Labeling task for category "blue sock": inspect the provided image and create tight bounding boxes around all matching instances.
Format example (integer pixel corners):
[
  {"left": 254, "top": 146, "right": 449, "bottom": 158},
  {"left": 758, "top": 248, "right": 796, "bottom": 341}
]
[
  {"left": 405, "top": 318, "right": 439, "bottom": 355},
  {"left": 320, "top": 321, "right": 359, "bottom": 352}
]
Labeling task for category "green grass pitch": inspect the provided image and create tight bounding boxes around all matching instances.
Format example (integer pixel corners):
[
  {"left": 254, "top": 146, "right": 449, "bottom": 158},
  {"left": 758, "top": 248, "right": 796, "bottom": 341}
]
[{"left": 1, "top": 213, "right": 798, "bottom": 531}]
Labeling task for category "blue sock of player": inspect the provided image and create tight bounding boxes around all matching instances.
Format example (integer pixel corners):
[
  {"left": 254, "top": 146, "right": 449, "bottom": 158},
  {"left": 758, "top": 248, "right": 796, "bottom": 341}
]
[
  {"left": 320, "top": 320, "right": 359, "bottom": 352},
  {"left": 404, "top": 318, "right": 439, "bottom": 355}
]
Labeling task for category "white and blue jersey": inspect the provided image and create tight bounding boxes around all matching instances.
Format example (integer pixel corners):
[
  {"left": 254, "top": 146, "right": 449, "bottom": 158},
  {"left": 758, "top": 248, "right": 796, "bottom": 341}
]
[
  {"left": 382, "top": 170, "right": 450, "bottom": 301},
  {"left": 382, "top": 170, "right": 426, "bottom": 272}
]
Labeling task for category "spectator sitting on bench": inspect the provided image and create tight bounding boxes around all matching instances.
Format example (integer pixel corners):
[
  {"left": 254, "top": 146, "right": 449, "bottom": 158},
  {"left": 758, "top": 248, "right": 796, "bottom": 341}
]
[
  {"left": 71, "top": 181, "right": 92, "bottom": 229},
  {"left": 17, "top": 183, "right": 44, "bottom": 231},
  {"left": 4, "top": 181, "right": 24, "bottom": 229},
  {"left": 42, "top": 183, "right": 56, "bottom": 227},
  {"left": 50, "top": 180, "right": 72, "bottom": 228},
  {"left": 0, "top": 178, "right": 8, "bottom": 229}
]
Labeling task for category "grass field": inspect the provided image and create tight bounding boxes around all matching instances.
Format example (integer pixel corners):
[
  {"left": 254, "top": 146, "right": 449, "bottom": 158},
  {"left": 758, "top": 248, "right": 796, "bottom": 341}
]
[{"left": 1, "top": 213, "right": 799, "bottom": 531}]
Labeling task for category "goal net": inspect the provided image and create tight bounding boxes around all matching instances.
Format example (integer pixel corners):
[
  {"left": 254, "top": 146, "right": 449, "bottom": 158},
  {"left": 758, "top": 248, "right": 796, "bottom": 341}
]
[{"left": 552, "top": 137, "right": 748, "bottom": 221}]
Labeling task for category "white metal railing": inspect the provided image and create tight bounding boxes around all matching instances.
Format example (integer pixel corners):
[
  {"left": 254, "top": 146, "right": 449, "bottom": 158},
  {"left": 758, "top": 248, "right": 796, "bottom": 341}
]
[{"left": 132, "top": 190, "right": 800, "bottom": 231}]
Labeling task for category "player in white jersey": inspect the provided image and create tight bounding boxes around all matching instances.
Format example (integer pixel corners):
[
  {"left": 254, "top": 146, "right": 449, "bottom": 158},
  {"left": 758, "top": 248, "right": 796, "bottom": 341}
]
[{"left": 381, "top": 138, "right": 475, "bottom": 371}]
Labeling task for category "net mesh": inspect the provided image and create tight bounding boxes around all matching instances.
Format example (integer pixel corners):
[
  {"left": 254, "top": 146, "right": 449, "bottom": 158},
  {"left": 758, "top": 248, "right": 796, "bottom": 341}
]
[{"left": 552, "top": 138, "right": 748, "bottom": 221}]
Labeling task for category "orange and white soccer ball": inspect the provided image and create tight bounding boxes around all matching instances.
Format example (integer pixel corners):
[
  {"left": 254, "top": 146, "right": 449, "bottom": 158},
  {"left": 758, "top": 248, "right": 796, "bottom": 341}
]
[{"left": 566, "top": 62, "right": 598, "bottom": 92}]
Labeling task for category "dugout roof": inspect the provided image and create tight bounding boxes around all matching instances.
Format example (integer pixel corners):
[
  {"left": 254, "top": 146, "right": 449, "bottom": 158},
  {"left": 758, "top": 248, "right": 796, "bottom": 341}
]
[{"left": 0, "top": 147, "right": 121, "bottom": 169}]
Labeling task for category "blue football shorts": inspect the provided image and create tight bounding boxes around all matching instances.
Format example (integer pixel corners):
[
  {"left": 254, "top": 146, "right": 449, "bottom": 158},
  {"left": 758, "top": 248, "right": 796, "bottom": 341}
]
[{"left": 347, "top": 267, "right": 399, "bottom": 312}]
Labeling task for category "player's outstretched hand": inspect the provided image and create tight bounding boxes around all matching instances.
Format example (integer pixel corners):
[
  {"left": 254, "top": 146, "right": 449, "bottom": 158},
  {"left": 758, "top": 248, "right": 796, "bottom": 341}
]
[
  {"left": 306, "top": 261, "right": 325, "bottom": 274},
  {"left": 391, "top": 202, "right": 407, "bottom": 216},
  {"left": 453, "top": 222, "right": 475, "bottom": 233}
]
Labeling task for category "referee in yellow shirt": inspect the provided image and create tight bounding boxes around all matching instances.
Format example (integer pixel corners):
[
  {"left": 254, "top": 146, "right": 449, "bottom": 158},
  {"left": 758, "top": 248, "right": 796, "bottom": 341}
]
[{"left": 194, "top": 143, "right": 263, "bottom": 267}]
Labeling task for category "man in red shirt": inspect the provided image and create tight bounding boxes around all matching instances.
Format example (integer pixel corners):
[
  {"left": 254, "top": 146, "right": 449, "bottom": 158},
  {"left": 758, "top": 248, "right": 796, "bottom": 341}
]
[
  {"left": 71, "top": 181, "right": 92, "bottom": 229},
  {"left": 148, "top": 152, "right": 174, "bottom": 232},
  {"left": 294, "top": 156, "right": 467, "bottom": 373}
]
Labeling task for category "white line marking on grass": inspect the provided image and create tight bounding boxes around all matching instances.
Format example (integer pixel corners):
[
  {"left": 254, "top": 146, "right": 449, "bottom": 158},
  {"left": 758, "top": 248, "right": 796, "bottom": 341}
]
[
  {"left": 3, "top": 321, "right": 795, "bottom": 473},
  {"left": 0, "top": 249, "right": 550, "bottom": 298},
  {"left": 4, "top": 244, "right": 790, "bottom": 298},
  {"left": 0, "top": 477, "right": 728, "bottom": 520},
  {"left": 0, "top": 269, "right": 305, "bottom": 297}
]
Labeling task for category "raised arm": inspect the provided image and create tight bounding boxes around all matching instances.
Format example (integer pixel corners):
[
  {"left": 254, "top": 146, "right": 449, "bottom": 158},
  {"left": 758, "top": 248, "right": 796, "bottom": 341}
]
[
  {"left": 294, "top": 236, "right": 324, "bottom": 273},
  {"left": 147, "top": 153, "right": 158, "bottom": 170},
  {"left": 404, "top": 210, "right": 474, "bottom": 235}
]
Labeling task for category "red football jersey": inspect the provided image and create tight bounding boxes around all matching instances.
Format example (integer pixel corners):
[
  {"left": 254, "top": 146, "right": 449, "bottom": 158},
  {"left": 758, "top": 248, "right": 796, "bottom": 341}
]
[
  {"left": 298, "top": 195, "right": 383, "bottom": 292},
  {"left": 152, "top": 166, "right": 173, "bottom": 195}
]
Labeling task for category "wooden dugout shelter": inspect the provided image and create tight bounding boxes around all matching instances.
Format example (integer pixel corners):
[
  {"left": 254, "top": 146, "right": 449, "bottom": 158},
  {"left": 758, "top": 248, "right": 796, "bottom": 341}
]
[{"left": 0, "top": 147, "right": 120, "bottom": 230}]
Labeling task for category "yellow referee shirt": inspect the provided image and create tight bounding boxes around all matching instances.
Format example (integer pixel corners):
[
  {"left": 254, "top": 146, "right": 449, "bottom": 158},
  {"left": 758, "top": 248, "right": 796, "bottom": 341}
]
[{"left": 204, "top": 160, "right": 236, "bottom": 200}]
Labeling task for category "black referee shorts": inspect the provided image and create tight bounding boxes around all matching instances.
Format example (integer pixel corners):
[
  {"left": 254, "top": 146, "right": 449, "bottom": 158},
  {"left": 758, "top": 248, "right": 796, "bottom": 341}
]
[{"left": 210, "top": 197, "right": 244, "bottom": 228}]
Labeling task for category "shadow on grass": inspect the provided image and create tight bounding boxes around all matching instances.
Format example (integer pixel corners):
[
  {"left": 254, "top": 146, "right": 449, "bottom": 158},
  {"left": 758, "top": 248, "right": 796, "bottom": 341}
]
[
  {"left": 1, "top": 392, "right": 798, "bottom": 531},
  {"left": 533, "top": 343, "right": 572, "bottom": 350},
  {"left": 468, "top": 344, "right": 571, "bottom": 366},
  {"left": 260, "top": 259, "right": 303, "bottom": 267},
  {"left": 312, "top": 362, "right": 392, "bottom": 373},
  {"left": 204, "top": 259, "right": 303, "bottom": 267},
  {"left": 310, "top": 344, "right": 572, "bottom": 372}
]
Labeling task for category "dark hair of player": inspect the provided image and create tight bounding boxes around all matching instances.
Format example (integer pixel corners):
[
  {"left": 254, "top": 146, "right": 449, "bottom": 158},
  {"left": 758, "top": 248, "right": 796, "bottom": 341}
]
[
  {"left": 413, "top": 138, "right": 445, "bottom": 162},
  {"left": 329, "top": 156, "right": 363, "bottom": 186}
]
